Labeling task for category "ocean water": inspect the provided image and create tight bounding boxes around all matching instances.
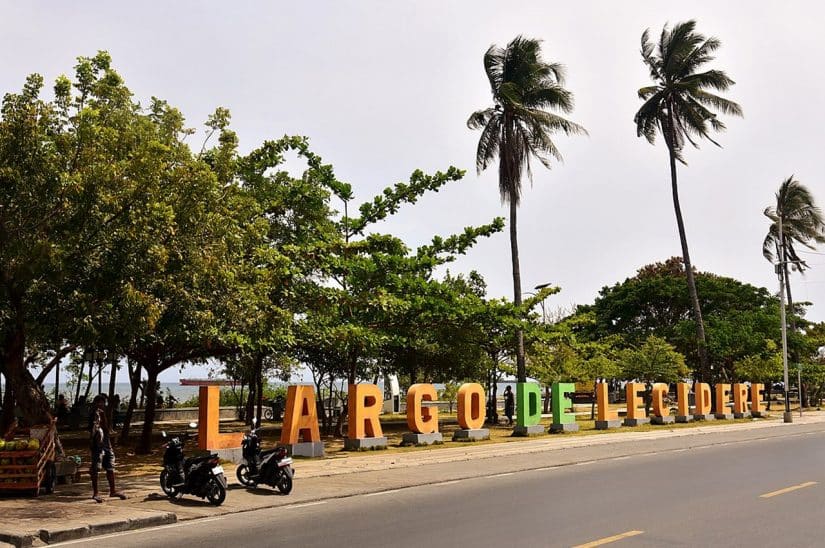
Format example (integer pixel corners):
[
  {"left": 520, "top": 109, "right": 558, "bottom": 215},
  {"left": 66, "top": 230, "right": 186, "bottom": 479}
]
[{"left": 43, "top": 382, "right": 202, "bottom": 404}]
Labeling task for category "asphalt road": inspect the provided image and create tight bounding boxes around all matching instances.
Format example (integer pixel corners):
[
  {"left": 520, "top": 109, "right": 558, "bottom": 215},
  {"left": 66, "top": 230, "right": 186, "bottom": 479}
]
[{"left": 58, "top": 428, "right": 825, "bottom": 547}]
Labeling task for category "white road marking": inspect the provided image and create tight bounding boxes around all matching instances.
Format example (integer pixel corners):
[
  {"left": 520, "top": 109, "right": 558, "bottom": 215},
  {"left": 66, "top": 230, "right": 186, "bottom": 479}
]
[
  {"left": 363, "top": 489, "right": 402, "bottom": 497},
  {"left": 574, "top": 530, "right": 644, "bottom": 547},
  {"left": 286, "top": 501, "right": 328, "bottom": 509},
  {"left": 760, "top": 481, "right": 817, "bottom": 499}
]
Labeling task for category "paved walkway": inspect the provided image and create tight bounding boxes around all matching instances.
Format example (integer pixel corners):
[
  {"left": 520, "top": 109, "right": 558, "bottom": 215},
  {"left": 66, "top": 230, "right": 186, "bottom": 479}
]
[{"left": 2, "top": 412, "right": 824, "bottom": 547}]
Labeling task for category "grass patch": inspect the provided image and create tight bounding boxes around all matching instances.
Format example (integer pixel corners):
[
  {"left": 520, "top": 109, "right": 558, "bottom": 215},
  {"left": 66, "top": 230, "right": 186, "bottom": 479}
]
[{"left": 52, "top": 409, "right": 785, "bottom": 478}]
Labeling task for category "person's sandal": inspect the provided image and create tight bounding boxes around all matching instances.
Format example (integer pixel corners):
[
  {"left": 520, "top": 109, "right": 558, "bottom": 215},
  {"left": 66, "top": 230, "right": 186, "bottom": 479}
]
[
  {"left": 109, "top": 492, "right": 127, "bottom": 500},
  {"left": 92, "top": 495, "right": 104, "bottom": 503}
]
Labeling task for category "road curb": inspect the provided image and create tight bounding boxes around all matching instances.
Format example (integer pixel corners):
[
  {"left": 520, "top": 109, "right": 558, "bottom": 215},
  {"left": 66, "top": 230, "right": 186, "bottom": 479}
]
[{"left": 0, "top": 512, "right": 176, "bottom": 547}]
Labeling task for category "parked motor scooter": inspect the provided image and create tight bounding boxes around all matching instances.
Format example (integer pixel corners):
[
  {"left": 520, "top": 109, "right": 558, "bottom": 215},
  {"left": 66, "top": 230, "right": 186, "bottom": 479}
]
[
  {"left": 160, "top": 422, "right": 228, "bottom": 506},
  {"left": 236, "top": 420, "right": 294, "bottom": 494}
]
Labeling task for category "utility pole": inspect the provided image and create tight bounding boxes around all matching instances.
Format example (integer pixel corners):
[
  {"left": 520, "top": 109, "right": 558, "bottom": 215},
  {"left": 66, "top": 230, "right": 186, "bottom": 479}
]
[{"left": 778, "top": 214, "right": 792, "bottom": 423}]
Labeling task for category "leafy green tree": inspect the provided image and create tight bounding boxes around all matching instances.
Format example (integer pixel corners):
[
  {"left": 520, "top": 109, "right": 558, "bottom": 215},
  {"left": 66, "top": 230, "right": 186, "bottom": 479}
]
[
  {"left": 0, "top": 52, "right": 204, "bottom": 429},
  {"left": 634, "top": 20, "right": 743, "bottom": 381},
  {"left": 733, "top": 342, "right": 784, "bottom": 410},
  {"left": 527, "top": 313, "right": 620, "bottom": 416},
  {"left": 580, "top": 258, "right": 782, "bottom": 380},
  {"left": 620, "top": 336, "right": 688, "bottom": 413},
  {"left": 468, "top": 35, "right": 585, "bottom": 384},
  {"left": 439, "top": 381, "right": 460, "bottom": 414}
]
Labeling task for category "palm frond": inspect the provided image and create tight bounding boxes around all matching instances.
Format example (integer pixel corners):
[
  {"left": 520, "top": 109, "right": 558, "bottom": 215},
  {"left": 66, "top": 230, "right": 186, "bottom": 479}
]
[
  {"left": 690, "top": 89, "right": 743, "bottom": 117},
  {"left": 635, "top": 20, "right": 740, "bottom": 154},
  {"left": 472, "top": 113, "right": 501, "bottom": 174},
  {"left": 468, "top": 35, "right": 586, "bottom": 205}
]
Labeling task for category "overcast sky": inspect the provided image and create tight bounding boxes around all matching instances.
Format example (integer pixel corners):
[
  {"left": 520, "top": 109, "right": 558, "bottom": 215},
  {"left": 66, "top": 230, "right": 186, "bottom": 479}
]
[{"left": 4, "top": 1, "right": 824, "bottom": 381}]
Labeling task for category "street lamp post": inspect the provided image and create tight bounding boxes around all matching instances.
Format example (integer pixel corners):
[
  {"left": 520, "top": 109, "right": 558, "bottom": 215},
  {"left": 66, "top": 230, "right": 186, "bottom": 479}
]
[
  {"left": 532, "top": 282, "right": 554, "bottom": 324},
  {"left": 97, "top": 351, "right": 104, "bottom": 396},
  {"left": 777, "top": 214, "right": 793, "bottom": 423},
  {"left": 85, "top": 349, "right": 104, "bottom": 397}
]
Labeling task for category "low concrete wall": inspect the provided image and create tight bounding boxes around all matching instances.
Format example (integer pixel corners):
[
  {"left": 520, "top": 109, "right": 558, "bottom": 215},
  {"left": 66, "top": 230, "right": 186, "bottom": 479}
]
[{"left": 129, "top": 406, "right": 239, "bottom": 423}]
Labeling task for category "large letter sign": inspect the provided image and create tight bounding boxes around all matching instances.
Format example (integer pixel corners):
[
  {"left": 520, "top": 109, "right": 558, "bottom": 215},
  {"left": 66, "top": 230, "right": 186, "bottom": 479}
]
[
  {"left": 550, "top": 382, "right": 578, "bottom": 432},
  {"left": 715, "top": 384, "right": 733, "bottom": 419},
  {"left": 515, "top": 382, "right": 542, "bottom": 433},
  {"left": 348, "top": 383, "right": 384, "bottom": 439},
  {"left": 694, "top": 382, "right": 713, "bottom": 420},
  {"left": 198, "top": 386, "right": 243, "bottom": 451},
  {"left": 280, "top": 385, "right": 321, "bottom": 444},
  {"left": 732, "top": 383, "right": 749, "bottom": 418},
  {"left": 750, "top": 383, "right": 765, "bottom": 417},
  {"left": 457, "top": 383, "right": 485, "bottom": 430},
  {"left": 345, "top": 384, "right": 388, "bottom": 450},
  {"left": 651, "top": 383, "right": 674, "bottom": 424},
  {"left": 624, "top": 382, "right": 650, "bottom": 426},
  {"left": 453, "top": 383, "right": 489, "bottom": 441},
  {"left": 407, "top": 384, "right": 439, "bottom": 434},
  {"left": 595, "top": 382, "right": 620, "bottom": 430},
  {"left": 675, "top": 382, "right": 692, "bottom": 422}
]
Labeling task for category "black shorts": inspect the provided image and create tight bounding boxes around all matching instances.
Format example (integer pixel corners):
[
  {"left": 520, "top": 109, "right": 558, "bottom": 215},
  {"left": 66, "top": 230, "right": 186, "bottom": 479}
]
[{"left": 90, "top": 446, "right": 115, "bottom": 472}]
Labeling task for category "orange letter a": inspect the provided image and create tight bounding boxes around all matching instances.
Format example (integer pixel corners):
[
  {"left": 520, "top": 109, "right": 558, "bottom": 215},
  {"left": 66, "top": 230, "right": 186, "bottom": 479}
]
[{"left": 280, "top": 385, "right": 321, "bottom": 444}]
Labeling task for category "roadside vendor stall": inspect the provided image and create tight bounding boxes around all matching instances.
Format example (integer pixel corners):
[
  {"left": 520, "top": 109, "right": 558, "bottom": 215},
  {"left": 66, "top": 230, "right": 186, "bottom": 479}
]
[{"left": 0, "top": 421, "right": 56, "bottom": 496}]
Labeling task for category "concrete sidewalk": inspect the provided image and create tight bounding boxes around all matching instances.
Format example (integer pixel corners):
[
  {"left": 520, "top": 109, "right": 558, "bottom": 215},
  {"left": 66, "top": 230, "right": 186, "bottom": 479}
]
[{"left": 2, "top": 412, "right": 824, "bottom": 547}]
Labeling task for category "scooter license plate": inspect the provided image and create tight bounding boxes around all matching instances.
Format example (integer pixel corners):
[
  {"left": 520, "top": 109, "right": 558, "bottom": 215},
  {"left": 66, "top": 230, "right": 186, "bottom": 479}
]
[
  {"left": 211, "top": 465, "right": 224, "bottom": 476},
  {"left": 278, "top": 458, "right": 293, "bottom": 467}
]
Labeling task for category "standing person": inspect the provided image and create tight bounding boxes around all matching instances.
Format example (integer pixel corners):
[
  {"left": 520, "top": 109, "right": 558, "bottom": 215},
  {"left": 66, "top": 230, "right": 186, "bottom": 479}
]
[
  {"left": 503, "top": 385, "right": 515, "bottom": 426},
  {"left": 89, "top": 395, "right": 126, "bottom": 502}
]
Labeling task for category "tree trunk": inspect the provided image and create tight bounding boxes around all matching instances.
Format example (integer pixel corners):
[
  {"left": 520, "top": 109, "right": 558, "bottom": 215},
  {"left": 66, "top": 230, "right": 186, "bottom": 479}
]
[
  {"left": 244, "top": 381, "right": 255, "bottom": 426},
  {"left": 107, "top": 354, "right": 118, "bottom": 425},
  {"left": 83, "top": 362, "right": 96, "bottom": 401},
  {"left": 137, "top": 365, "right": 159, "bottom": 454},
  {"left": 119, "top": 360, "right": 141, "bottom": 445},
  {"left": 509, "top": 199, "right": 527, "bottom": 383},
  {"left": 667, "top": 143, "right": 710, "bottom": 381},
  {"left": 1, "top": 379, "right": 13, "bottom": 430},
  {"left": 255, "top": 355, "right": 264, "bottom": 426},
  {"left": 313, "top": 376, "right": 328, "bottom": 433},
  {"left": 544, "top": 385, "right": 551, "bottom": 414},
  {"left": 0, "top": 299, "right": 51, "bottom": 430},
  {"left": 781, "top": 257, "right": 806, "bottom": 406},
  {"left": 74, "top": 355, "right": 85, "bottom": 405},
  {"left": 644, "top": 382, "right": 653, "bottom": 416}
]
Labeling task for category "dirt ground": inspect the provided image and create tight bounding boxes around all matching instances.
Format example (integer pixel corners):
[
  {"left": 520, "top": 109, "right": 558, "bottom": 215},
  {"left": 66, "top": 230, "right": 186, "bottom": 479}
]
[{"left": 53, "top": 407, "right": 779, "bottom": 480}]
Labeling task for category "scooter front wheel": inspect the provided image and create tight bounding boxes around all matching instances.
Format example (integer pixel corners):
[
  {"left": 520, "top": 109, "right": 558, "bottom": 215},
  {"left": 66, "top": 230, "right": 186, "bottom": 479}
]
[
  {"left": 160, "top": 469, "right": 183, "bottom": 500},
  {"left": 236, "top": 464, "right": 257, "bottom": 487}
]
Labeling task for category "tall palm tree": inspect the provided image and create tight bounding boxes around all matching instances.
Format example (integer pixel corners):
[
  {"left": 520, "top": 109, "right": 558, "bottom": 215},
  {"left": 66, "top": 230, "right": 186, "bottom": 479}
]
[
  {"left": 763, "top": 176, "right": 825, "bottom": 331},
  {"left": 634, "top": 20, "right": 742, "bottom": 381},
  {"left": 467, "top": 36, "right": 585, "bottom": 383}
]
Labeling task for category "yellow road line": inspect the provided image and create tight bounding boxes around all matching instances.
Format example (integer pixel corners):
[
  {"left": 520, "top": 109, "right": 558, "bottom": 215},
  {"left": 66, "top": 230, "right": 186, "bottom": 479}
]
[
  {"left": 760, "top": 481, "right": 818, "bottom": 499},
  {"left": 572, "top": 530, "right": 644, "bottom": 547}
]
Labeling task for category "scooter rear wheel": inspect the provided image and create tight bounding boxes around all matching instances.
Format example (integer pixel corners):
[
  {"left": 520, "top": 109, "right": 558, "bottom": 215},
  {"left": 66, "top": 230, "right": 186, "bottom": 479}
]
[
  {"left": 236, "top": 464, "right": 256, "bottom": 487},
  {"left": 206, "top": 477, "right": 226, "bottom": 506},
  {"left": 276, "top": 471, "right": 293, "bottom": 495}
]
